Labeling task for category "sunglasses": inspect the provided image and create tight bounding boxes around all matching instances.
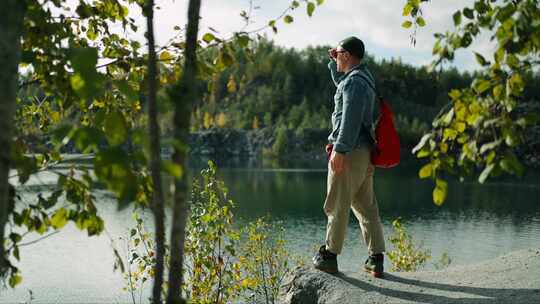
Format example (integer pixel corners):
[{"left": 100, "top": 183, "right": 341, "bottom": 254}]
[{"left": 330, "top": 48, "right": 348, "bottom": 59}]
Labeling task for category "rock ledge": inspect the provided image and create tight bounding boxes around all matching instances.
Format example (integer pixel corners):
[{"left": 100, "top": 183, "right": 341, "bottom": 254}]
[{"left": 280, "top": 249, "right": 540, "bottom": 304}]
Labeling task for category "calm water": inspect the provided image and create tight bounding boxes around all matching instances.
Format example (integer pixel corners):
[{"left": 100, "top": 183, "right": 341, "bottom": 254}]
[{"left": 1, "top": 156, "right": 540, "bottom": 303}]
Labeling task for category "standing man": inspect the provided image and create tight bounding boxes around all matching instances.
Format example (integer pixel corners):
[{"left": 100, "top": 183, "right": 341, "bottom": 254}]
[{"left": 312, "top": 36, "right": 386, "bottom": 277}]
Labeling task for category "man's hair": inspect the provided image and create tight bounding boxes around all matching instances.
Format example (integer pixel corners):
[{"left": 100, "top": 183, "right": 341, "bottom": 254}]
[{"left": 339, "top": 36, "right": 365, "bottom": 60}]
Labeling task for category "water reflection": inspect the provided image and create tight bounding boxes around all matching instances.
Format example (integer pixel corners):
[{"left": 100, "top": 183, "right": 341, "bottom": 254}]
[{"left": 1, "top": 155, "right": 539, "bottom": 303}]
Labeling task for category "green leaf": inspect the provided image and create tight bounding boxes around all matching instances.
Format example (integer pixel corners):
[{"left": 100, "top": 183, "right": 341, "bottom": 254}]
[
  {"left": 461, "top": 33, "right": 472, "bottom": 47},
  {"left": 202, "top": 33, "right": 215, "bottom": 43},
  {"left": 473, "top": 79, "right": 491, "bottom": 94},
  {"left": 70, "top": 74, "right": 85, "bottom": 93},
  {"left": 480, "top": 139, "right": 502, "bottom": 154},
  {"left": 496, "top": 4, "right": 515, "bottom": 22},
  {"left": 453, "top": 11, "right": 462, "bottom": 26},
  {"left": 402, "top": 21, "right": 413, "bottom": 29},
  {"left": 218, "top": 49, "right": 234, "bottom": 68},
  {"left": 307, "top": 2, "right": 315, "bottom": 17},
  {"left": 87, "top": 27, "right": 98, "bottom": 41},
  {"left": 70, "top": 48, "right": 98, "bottom": 74},
  {"left": 443, "top": 108, "right": 455, "bottom": 126},
  {"left": 94, "top": 147, "right": 137, "bottom": 205},
  {"left": 403, "top": 4, "right": 413, "bottom": 16},
  {"left": 162, "top": 160, "right": 183, "bottom": 178},
  {"left": 508, "top": 73, "right": 524, "bottom": 94},
  {"left": 506, "top": 54, "right": 519, "bottom": 68},
  {"left": 500, "top": 152, "right": 524, "bottom": 177},
  {"left": 115, "top": 80, "right": 138, "bottom": 102},
  {"left": 51, "top": 208, "right": 69, "bottom": 229},
  {"left": 9, "top": 273, "right": 22, "bottom": 288},
  {"left": 493, "top": 84, "right": 504, "bottom": 99},
  {"left": 9, "top": 233, "right": 22, "bottom": 244},
  {"left": 72, "top": 127, "right": 104, "bottom": 153},
  {"left": 14, "top": 246, "right": 20, "bottom": 261},
  {"left": 448, "top": 89, "right": 462, "bottom": 100},
  {"left": 104, "top": 111, "right": 127, "bottom": 145},
  {"left": 478, "top": 163, "right": 495, "bottom": 184},
  {"left": 474, "top": 1, "right": 488, "bottom": 14},
  {"left": 474, "top": 52, "right": 488, "bottom": 66},
  {"left": 284, "top": 15, "right": 294, "bottom": 24},
  {"left": 416, "top": 17, "right": 426, "bottom": 27},
  {"left": 463, "top": 8, "right": 474, "bottom": 19},
  {"left": 236, "top": 34, "right": 250, "bottom": 48}
]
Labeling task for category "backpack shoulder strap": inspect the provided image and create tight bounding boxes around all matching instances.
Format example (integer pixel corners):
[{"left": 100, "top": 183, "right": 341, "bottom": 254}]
[{"left": 351, "top": 73, "right": 382, "bottom": 101}]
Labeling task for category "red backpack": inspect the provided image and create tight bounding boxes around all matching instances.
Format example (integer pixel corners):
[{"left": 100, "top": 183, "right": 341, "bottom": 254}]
[
  {"left": 326, "top": 76, "right": 401, "bottom": 168},
  {"left": 358, "top": 75, "right": 400, "bottom": 168},
  {"left": 370, "top": 97, "right": 400, "bottom": 168}
]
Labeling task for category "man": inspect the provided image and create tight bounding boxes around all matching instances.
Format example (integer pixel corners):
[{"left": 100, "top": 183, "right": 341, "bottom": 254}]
[{"left": 312, "top": 36, "right": 386, "bottom": 278}]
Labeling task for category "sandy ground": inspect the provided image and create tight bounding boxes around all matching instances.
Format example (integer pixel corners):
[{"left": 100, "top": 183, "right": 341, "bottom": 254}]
[{"left": 280, "top": 248, "right": 540, "bottom": 304}]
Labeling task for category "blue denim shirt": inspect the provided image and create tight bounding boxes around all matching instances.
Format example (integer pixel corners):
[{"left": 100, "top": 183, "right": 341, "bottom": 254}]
[{"left": 328, "top": 60, "right": 377, "bottom": 154}]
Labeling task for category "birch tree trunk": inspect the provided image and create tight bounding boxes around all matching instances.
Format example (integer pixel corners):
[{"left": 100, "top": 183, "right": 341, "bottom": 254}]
[
  {"left": 166, "top": 0, "right": 201, "bottom": 302},
  {"left": 144, "top": 0, "right": 166, "bottom": 303},
  {"left": 0, "top": 0, "right": 26, "bottom": 274}
]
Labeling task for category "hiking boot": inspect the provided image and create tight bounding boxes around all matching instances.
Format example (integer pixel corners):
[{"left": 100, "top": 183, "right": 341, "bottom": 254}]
[
  {"left": 364, "top": 253, "right": 384, "bottom": 278},
  {"left": 313, "top": 245, "right": 338, "bottom": 274}
]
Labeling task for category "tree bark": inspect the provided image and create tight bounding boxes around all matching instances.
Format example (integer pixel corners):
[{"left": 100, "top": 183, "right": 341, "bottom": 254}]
[
  {"left": 166, "top": 0, "right": 201, "bottom": 303},
  {"left": 0, "top": 0, "right": 26, "bottom": 274},
  {"left": 144, "top": 0, "right": 166, "bottom": 303}
]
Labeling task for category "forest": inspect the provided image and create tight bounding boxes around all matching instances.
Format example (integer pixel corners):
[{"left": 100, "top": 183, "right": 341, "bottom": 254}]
[
  {"left": 2, "top": 0, "right": 540, "bottom": 303},
  {"left": 188, "top": 38, "right": 540, "bottom": 157}
]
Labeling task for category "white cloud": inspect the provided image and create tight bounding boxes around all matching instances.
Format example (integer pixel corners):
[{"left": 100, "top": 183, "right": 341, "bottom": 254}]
[{"left": 65, "top": 0, "right": 497, "bottom": 71}]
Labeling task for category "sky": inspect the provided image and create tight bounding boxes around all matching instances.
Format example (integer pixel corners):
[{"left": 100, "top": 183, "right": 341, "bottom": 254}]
[{"left": 143, "top": 0, "right": 495, "bottom": 72}]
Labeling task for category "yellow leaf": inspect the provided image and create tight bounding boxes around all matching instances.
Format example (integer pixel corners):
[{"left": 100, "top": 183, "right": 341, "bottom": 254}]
[
  {"left": 227, "top": 75, "right": 237, "bottom": 93},
  {"left": 216, "top": 112, "right": 227, "bottom": 128},
  {"left": 418, "top": 163, "right": 433, "bottom": 179},
  {"left": 51, "top": 208, "right": 68, "bottom": 229},
  {"left": 159, "top": 51, "right": 172, "bottom": 61},
  {"left": 440, "top": 143, "right": 448, "bottom": 153},
  {"left": 9, "top": 273, "right": 22, "bottom": 288},
  {"left": 455, "top": 122, "right": 466, "bottom": 133},
  {"left": 493, "top": 84, "right": 504, "bottom": 99},
  {"left": 51, "top": 111, "right": 61, "bottom": 124},
  {"left": 443, "top": 128, "right": 458, "bottom": 141},
  {"left": 203, "top": 112, "right": 213, "bottom": 129},
  {"left": 466, "top": 113, "right": 481, "bottom": 126},
  {"left": 402, "top": 21, "right": 413, "bottom": 28},
  {"left": 433, "top": 179, "right": 448, "bottom": 206},
  {"left": 252, "top": 116, "right": 259, "bottom": 130}
]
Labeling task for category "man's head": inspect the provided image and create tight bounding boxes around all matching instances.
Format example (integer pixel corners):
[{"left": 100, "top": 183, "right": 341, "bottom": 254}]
[{"left": 335, "top": 36, "right": 365, "bottom": 72}]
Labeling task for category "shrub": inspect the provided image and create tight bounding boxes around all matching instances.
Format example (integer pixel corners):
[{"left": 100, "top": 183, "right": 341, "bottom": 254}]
[
  {"left": 119, "top": 161, "right": 295, "bottom": 303},
  {"left": 239, "top": 219, "right": 296, "bottom": 304},
  {"left": 387, "top": 218, "right": 431, "bottom": 272}
]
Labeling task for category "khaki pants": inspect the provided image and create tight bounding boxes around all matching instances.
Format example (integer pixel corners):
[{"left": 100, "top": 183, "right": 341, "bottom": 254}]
[{"left": 324, "top": 148, "right": 386, "bottom": 255}]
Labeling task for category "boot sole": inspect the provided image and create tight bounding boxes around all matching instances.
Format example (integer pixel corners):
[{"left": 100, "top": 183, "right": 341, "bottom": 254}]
[
  {"left": 314, "top": 266, "right": 339, "bottom": 274},
  {"left": 364, "top": 267, "right": 383, "bottom": 278}
]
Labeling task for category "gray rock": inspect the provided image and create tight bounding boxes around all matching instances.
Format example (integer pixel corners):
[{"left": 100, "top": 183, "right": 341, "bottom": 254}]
[{"left": 280, "top": 249, "right": 540, "bottom": 304}]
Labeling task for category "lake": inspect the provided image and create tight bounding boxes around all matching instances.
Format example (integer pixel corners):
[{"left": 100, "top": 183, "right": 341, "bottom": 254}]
[{"left": 1, "top": 155, "right": 540, "bottom": 303}]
